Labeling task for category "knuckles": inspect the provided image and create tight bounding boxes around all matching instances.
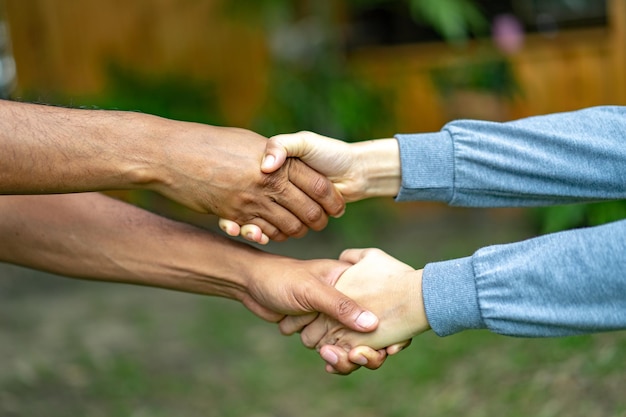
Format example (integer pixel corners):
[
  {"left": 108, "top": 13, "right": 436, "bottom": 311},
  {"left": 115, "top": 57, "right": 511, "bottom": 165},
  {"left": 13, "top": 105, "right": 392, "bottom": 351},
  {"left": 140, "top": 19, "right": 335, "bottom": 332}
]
[
  {"left": 336, "top": 297, "right": 358, "bottom": 319},
  {"left": 301, "top": 330, "right": 324, "bottom": 349},
  {"left": 310, "top": 176, "right": 332, "bottom": 199},
  {"left": 282, "top": 220, "right": 307, "bottom": 238},
  {"left": 304, "top": 205, "right": 325, "bottom": 227},
  {"left": 261, "top": 171, "right": 287, "bottom": 192}
]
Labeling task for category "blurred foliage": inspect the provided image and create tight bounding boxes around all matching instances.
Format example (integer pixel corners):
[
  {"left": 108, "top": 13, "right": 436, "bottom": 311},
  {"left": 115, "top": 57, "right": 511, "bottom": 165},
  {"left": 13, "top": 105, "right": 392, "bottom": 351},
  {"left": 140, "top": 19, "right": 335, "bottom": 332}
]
[
  {"left": 406, "top": 0, "right": 488, "bottom": 43},
  {"left": 252, "top": 56, "right": 393, "bottom": 141},
  {"left": 224, "top": 0, "right": 395, "bottom": 141},
  {"left": 339, "top": 0, "right": 488, "bottom": 43},
  {"left": 21, "top": 63, "right": 224, "bottom": 125},
  {"left": 221, "top": 0, "right": 492, "bottom": 140},
  {"left": 534, "top": 201, "right": 626, "bottom": 235},
  {"left": 93, "top": 64, "right": 225, "bottom": 126},
  {"left": 431, "top": 57, "right": 521, "bottom": 99}
]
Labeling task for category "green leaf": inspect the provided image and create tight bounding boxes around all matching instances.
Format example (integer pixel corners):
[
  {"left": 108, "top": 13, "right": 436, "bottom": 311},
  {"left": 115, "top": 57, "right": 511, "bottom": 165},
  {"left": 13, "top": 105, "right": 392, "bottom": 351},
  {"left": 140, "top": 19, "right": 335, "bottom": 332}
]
[{"left": 409, "top": 0, "right": 488, "bottom": 43}]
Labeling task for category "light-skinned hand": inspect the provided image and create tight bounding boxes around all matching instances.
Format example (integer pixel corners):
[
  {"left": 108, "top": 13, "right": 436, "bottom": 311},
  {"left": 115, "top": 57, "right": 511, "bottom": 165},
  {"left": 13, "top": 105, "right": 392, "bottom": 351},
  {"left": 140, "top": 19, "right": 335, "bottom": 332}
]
[{"left": 281, "top": 248, "right": 429, "bottom": 375}]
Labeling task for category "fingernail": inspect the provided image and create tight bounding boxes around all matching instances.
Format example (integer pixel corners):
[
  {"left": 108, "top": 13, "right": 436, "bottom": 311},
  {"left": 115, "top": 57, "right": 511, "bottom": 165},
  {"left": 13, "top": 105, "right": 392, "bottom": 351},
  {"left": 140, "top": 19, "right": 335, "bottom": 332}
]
[
  {"left": 353, "top": 354, "right": 368, "bottom": 366},
  {"left": 321, "top": 349, "right": 338, "bottom": 365},
  {"left": 356, "top": 311, "right": 377, "bottom": 329},
  {"left": 261, "top": 155, "right": 275, "bottom": 169}
]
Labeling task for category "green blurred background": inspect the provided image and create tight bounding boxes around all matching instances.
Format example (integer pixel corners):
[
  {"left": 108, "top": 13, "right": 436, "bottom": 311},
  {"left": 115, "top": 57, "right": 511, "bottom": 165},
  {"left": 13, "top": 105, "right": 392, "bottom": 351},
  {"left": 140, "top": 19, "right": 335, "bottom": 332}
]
[{"left": 1, "top": 0, "right": 625, "bottom": 416}]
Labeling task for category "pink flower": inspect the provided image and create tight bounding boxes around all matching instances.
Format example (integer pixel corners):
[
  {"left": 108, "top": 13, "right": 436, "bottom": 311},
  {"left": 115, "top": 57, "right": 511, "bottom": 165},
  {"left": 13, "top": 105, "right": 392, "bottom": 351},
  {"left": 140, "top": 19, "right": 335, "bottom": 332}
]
[{"left": 492, "top": 14, "right": 525, "bottom": 55}]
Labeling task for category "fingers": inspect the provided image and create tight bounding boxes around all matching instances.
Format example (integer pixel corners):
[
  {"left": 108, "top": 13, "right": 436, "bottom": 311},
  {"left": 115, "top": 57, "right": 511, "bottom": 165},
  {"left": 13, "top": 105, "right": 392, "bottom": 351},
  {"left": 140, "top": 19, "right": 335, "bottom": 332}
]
[
  {"left": 300, "top": 315, "right": 334, "bottom": 349},
  {"left": 218, "top": 218, "right": 240, "bottom": 237},
  {"left": 219, "top": 217, "right": 287, "bottom": 243},
  {"left": 218, "top": 217, "right": 286, "bottom": 244},
  {"left": 386, "top": 339, "right": 412, "bottom": 355},
  {"left": 338, "top": 248, "right": 375, "bottom": 264},
  {"left": 320, "top": 345, "right": 361, "bottom": 375},
  {"left": 269, "top": 159, "right": 343, "bottom": 232},
  {"left": 286, "top": 159, "right": 345, "bottom": 219},
  {"left": 279, "top": 313, "right": 318, "bottom": 335},
  {"left": 260, "top": 139, "right": 288, "bottom": 174},
  {"left": 261, "top": 131, "right": 320, "bottom": 174},
  {"left": 320, "top": 345, "right": 388, "bottom": 375},
  {"left": 349, "top": 346, "right": 388, "bottom": 370},
  {"left": 268, "top": 183, "right": 328, "bottom": 235},
  {"left": 242, "top": 215, "right": 293, "bottom": 242},
  {"left": 320, "top": 345, "right": 392, "bottom": 375},
  {"left": 256, "top": 160, "right": 340, "bottom": 237},
  {"left": 219, "top": 131, "right": 345, "bottom": 243},
  {"left": 305, "top": 283, "right": 378, "bottom": 333},
  {"left": 240, "top": 224, "right": 270, "bottom": 245},
  {"left": 219, "top": 163, "right": 343, "bottom": 243}
]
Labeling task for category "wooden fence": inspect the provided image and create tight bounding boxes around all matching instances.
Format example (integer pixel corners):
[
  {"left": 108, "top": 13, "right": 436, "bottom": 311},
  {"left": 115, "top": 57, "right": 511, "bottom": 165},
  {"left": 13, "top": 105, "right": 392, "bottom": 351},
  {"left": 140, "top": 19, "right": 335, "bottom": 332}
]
[{"left": 4, "top": 0, "right": 625, "bottom": 131}]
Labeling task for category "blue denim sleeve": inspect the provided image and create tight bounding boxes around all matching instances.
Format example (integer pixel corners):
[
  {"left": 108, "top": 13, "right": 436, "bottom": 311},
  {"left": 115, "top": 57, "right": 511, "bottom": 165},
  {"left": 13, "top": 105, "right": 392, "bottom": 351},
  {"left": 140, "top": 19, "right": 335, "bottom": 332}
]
[
  {"left": 394, "top": 106, "right": 626, "bottom": 337},
  {"left": 395, "top": 106, "right": 626, "bottom": 206}
]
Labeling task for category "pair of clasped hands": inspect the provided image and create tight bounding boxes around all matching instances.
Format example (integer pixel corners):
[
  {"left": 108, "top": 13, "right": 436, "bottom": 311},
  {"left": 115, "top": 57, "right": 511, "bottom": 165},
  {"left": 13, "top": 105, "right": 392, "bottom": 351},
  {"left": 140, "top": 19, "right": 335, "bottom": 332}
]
[{"left": 218, "top": 131, "right": 431, "bottom": 375}]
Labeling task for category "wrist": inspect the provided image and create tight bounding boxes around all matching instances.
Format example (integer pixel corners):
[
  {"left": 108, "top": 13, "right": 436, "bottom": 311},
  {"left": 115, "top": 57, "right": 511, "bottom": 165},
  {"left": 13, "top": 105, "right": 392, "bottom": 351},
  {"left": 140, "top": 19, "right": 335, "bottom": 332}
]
[
  {"left": 353, "top": 138, "right": 401, "bottom": 199},
  {"left": 156, "top": 228, "right": 257, "bottom": 300},
  {"left": 111, "top": 112, "right": 172, "bottom": 191},
  {"left": 407, "top": 269, "right": 431, "bottom": 336}
]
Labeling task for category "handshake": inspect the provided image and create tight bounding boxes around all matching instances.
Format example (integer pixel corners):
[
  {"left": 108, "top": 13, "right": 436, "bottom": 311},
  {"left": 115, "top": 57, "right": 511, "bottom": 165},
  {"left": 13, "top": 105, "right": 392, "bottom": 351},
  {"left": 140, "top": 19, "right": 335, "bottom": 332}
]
[
  {"left": 7, "top": 101, "right": 616, "bottom": 375},
  {"left": 0, "top": 101, "right": 430, "bottom": 376},
  {"left": 217, "top": 131, "right": 432, "bottom": 375}
]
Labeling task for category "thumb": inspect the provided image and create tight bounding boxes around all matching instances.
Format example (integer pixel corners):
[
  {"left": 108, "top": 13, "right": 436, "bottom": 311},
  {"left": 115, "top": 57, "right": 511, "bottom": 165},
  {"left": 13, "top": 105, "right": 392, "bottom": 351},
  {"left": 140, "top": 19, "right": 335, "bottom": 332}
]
[
  {"left": 339, "top": 248, "right": 374, "bottom": 264},
  {"left": 307, "top": 284, "right": 379, "bottom": 333},
  {"left": 261, "top": 131, "right": 317, "bottom": 173}
]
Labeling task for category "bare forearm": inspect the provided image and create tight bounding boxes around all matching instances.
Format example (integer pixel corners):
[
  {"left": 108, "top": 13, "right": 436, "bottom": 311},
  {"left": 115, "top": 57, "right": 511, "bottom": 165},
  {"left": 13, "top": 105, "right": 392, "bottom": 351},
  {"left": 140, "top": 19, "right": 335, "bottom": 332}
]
[
  {"left": 0, "top": 193, "right": 260, "bottom": 299},
  {"left": 0, "top": 193, "right": 378, "bottom": 330},
  {"left": 0, "top": 100, "right": 165, "bottom": 194},
  {"left": 0, "top": 100, "right": 345, "bottom": 241}
]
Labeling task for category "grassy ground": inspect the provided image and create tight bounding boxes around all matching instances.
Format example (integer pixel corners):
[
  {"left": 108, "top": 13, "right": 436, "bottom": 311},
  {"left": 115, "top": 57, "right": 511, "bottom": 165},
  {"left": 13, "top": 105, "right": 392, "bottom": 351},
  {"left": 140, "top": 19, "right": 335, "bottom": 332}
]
[{"left": 1, "top": 201, "right": 625, "bottom": 417}]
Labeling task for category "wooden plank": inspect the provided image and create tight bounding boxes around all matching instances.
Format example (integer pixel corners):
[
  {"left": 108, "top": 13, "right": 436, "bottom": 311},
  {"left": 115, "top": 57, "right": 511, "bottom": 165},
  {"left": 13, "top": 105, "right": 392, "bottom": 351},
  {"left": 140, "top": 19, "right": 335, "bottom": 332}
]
[{"left": 610, "top": 0, "right": 626, "bottom": 103}]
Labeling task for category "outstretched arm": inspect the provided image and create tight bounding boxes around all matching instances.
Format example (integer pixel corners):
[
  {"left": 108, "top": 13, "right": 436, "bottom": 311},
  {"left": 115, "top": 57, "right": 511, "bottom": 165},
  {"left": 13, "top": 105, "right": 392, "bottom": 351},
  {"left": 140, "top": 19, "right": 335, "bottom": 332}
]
[
  {"left": 222, "top": 106, "right": 626, "bottom": 241},
  {"left": 301, "top": 219, "right": 626, "bottom": 375},
  {"left": 0, "top": 99, "right": 345, "bottom": 242},
  {"left": 259, "top": 107, "right": 626, "bottom": 207},
  {"left": 0, "top": 193, "right": 377, "bottom": 332}
]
